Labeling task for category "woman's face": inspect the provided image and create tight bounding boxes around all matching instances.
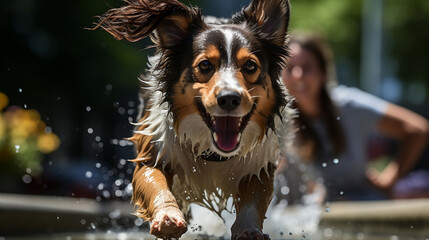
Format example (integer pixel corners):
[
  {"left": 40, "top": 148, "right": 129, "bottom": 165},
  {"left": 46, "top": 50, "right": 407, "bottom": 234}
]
[{"left": 282, "top": 43, "right": 325, "bottom": 105}]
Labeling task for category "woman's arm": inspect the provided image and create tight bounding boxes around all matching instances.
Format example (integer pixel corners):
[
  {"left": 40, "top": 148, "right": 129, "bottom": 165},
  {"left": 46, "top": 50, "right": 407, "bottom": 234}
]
[{"left": 367, "top": 102, "right": 429, "bottom": 191}]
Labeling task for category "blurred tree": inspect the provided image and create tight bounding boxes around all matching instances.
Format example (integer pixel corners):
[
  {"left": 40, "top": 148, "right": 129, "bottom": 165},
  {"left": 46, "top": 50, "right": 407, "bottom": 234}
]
[{"left": 288, "top": 0, "right": 429, "bottom": 105}]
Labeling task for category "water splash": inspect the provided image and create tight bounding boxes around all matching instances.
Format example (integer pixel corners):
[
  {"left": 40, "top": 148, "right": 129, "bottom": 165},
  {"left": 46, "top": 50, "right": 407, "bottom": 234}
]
[
  {"left": 85, "top": 171, "right": 93, "bottom": 178},
  {"left": 15, "top": 145, "right": 20, "bottom": 153}
]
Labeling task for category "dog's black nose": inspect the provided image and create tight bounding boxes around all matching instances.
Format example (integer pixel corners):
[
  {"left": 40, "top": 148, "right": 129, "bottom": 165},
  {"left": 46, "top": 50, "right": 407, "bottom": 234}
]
[{"left": 217, "top": 91, "right": 242, "bottom": 111}]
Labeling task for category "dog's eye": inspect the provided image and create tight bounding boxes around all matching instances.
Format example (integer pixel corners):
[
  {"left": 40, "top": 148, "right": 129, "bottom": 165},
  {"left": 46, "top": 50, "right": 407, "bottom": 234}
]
[
  {"left": 243, "top": 60, "right": 257, "bottom": 73},
  {"left": 198, "top": 60, "right": 213, "bottom": 73}
]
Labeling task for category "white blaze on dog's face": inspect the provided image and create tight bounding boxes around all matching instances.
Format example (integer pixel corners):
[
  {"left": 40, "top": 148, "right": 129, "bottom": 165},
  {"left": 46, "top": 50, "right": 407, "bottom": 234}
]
[{"left": 171, "top": 25, "right": 279, "bottom": 158}]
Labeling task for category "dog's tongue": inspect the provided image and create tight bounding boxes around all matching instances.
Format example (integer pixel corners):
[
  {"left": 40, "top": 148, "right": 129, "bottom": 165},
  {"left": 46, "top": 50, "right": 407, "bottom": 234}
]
[{"left": 214, "top": 116, "right": 240, "bottom": 152}]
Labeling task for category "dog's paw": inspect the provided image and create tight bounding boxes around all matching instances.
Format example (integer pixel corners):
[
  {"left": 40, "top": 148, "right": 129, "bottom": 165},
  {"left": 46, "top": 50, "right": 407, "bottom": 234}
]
[
  {"left": 150, "top": 207, "right": 187, "bottom": 239},
  {"left": 231, "top": 228, "right": 270, "bottom": 240}
]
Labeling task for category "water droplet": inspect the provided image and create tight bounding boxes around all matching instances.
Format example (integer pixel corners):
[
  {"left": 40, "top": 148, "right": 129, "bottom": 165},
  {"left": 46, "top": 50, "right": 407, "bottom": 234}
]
[
  {"left": 192, "top": 167, "right": 197, "bottom": 173},
  {"left": 87, "top": 128, "right": 94, "bottom": 134},
  {"left": 115, "top": 179, "right": 123, "bottom": 186},
  {"left": 19, "top": 88, "right": 23, "bottom": 93},
  {"left": 333, "top": 158, "right": 339, "bottom": 164},
  {"left": 45, "top": 126, "right": 52, "bottom": 134},
  {"left": 340, "top": 191, "right": 344, "bottom": 195},
  {"left": 280, "top": 186, "right": 290, "bottom": 195},
  {"left": 86, "top": 106, "right": 92, "bottom": 112},
  {"left": 95, "top": 136, "right": 101, "bottom": 142},
  {"left": 289, "top": 232, "right": 293, "bottom": 236},
  {"left": 109, "top": 209, "right": 121, "bottom": 219},
  {"left": 95, "top": 162, "right": 101, "bottom": 168},
  {"left": 80, "top": 219, "right": 86, "bottom": 225},
  {"left": 336, "top": 116, "right": 340, "bottom": 120},
  {"left": 57, "top": 216, "right": 60, "bottom": 220},
  {"left": 24, "top": 104, "right": 27, "bottom": 108},
  {"left": 115, "top": 190, "right": 123, "bottom": 197},
  {"left": 85, "top": 171, "right": 93, "bottom": 178},
  {"left": 118, "top": 107, "right": 126, "bottom": 115},
  {"left": 325, "top": 207, "right": 330, "bottom": 213},
  {"left": 134, "top": 217, "right": 144, "bottom": 227},
  {"left": 22, "top": 174, "right": 32, "bottom": 184},
  {"left": 106, "top": 84, "right": 113, "bottom": 91},
  {"left": 90, "top": 222, "right": 96, "bottom": 229},
  {"left": 25, "top": 168, "right": 32, "bottom": 174},
  {"left": 119, "top": 140, "right": 131, "bottom": 147},
  {"left": 97, "top": 183, "right": 104, "bottom": 190},
  {"left": 322, "top": 162, "right": 327, "bottom": 168},
  {"left": 390, "top": 235, "right": 399, "bottom": 240},
  {"left": 102, "top": 190, "right": 110, "bottom": 198}
]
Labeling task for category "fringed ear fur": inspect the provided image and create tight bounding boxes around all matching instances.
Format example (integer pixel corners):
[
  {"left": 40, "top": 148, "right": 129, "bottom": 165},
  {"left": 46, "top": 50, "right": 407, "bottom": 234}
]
[
  {"left": 92, "top": 0, "right": 205, "bottom": 47},
  {"left": 234, "top": 0, "right": 290, "bottom": 46}
]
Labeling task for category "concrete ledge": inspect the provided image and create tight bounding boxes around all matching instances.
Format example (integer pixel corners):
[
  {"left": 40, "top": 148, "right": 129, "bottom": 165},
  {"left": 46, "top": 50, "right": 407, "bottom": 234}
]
[
  {"left": 321, "top": 199, "right": 429, "bottom": 221},
  {"left": 0, "top": 193, "right": 140, "bottom": 236},
  {"left": 319, "top": 199, "right": 429, "bottom": 238}
]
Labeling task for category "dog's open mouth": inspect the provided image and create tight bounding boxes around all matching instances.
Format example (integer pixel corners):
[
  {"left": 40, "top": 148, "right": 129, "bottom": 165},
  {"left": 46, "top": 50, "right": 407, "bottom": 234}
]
[{"left": 197, "top": 102, "right": 253, "bottom": 153}]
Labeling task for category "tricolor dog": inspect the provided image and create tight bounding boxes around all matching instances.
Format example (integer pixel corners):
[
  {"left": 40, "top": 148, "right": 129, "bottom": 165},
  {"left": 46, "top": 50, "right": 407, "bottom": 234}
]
[{"left": 94, "top": 0, "right": 293, "bottom": 238}]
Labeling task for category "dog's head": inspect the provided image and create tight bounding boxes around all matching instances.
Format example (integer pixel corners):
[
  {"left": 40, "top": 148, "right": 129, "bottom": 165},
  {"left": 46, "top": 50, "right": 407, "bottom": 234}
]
[{"left": 95, "top": 0, "right": 290, "bottom": 159}]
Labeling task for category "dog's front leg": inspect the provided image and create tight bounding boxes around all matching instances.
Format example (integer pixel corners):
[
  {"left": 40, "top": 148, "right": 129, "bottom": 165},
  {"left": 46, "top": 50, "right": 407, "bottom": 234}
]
[
  {"left": 232, "top": 164, "right": 275, "bottom": 240},
  {"left": 132, "top": 163, "right": 187, "bottom": 239}
]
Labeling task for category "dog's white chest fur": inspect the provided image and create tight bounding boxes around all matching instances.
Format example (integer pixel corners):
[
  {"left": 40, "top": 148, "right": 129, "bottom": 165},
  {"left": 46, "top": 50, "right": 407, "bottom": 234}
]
[{"left": 169, "top": 115, "right": 282, "bottom": 214}]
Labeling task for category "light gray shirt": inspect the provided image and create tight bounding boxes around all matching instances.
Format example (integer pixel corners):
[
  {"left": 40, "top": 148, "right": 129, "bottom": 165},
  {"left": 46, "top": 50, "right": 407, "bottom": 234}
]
[{"left": 312, "top": 85, "right": 388, "bottom": 201}]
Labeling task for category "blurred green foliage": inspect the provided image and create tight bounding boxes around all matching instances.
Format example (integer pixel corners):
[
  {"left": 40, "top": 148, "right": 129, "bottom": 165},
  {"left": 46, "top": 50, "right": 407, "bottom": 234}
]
[{"left": 289, "top": 0, "right": 429, "bottom": 104}]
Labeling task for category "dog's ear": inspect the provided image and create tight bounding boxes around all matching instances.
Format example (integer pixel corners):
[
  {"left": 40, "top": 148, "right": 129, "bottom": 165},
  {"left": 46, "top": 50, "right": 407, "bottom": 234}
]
[
  {"left": 233, "top": 0, "right": 290, "bottom": 46},
  {"left": 93, "top": 0, "right": 205, "bottom": 46},
  {"left": 155, "top": 7, "right": 205, "bottom": 48}
]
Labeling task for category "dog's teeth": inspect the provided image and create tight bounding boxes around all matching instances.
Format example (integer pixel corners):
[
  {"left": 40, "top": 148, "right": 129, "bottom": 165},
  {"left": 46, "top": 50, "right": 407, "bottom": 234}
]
[
  {"left": 213, "top": 133, "right": 218, "bottom": 142},
  {"left": 237, "top": 133, "right": 241, "bottom": 142}
]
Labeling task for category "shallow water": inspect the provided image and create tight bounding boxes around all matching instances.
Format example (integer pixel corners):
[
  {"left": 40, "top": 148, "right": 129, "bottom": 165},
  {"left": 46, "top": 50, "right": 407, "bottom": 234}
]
[
  {"left": 6, "top": 231, "right": 428, "bottom": 240},
  {"left": 4, "top": 201, "right": 429, "bottom": 240}
]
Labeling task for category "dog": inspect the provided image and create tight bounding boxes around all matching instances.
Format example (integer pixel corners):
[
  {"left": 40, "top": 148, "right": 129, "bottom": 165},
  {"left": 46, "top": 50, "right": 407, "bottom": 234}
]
[{"left": 94, "top": 0, "right": 293, "bottom": 238}]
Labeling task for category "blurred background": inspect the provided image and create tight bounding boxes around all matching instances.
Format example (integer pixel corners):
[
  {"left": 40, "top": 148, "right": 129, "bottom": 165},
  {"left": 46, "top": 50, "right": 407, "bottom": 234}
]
[{"left": 1, "top": 0, "right": 429, "bottom": 209}]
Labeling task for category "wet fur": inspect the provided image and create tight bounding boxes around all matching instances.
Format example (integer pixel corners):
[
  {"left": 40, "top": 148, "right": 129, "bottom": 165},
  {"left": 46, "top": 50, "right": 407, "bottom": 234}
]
[{"left": 94, "top": 0, "right": 293, "bottom": 239}]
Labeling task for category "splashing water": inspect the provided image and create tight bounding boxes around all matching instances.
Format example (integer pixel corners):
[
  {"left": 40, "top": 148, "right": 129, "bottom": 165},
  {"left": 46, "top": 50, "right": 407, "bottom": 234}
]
[{"left": 15, "top": 145, "right": 20, "bottom": 153}]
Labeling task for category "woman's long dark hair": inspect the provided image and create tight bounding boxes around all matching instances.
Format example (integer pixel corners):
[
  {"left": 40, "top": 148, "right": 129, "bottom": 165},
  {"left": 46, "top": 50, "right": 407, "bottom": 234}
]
[{"left": 288, "top": 33, "right": 346, "bottom": 162}]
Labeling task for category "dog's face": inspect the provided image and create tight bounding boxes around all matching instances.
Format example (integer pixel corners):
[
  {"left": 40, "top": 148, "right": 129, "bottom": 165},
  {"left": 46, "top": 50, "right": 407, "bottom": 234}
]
[
  {"left": 96, "top": 0, "right": 290, "bottom": 158},
  {"left": 171, "top": 25, "right": 280, "bottom": 157}
]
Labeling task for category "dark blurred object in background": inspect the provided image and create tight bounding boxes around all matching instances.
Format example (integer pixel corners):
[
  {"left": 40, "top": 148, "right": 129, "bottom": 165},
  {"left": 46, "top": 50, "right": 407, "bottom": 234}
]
[{"left": 0, "top": 0, "right": 149, "bottom": 200}]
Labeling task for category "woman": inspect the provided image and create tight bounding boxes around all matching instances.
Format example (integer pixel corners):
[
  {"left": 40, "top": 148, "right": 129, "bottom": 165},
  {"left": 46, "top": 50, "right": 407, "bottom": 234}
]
[{"left": 280, "top": 33, "right": 429, "bottom": 201}]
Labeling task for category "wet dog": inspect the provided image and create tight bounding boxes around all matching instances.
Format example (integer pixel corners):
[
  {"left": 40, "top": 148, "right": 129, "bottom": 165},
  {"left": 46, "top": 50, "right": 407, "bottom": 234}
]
[{"left": 94, "top": 0, "right": 292, "bottom": 238}]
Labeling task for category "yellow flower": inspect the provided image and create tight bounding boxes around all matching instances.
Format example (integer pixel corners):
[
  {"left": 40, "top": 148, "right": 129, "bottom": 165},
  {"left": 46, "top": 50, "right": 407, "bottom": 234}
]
[
  {"left": 0, "top": 92, "right": 8, "bottom": 111},
  {"left": 37, "top": 133, "right": 60, "bottom": 154},
  {"left": 0, "top": 115, "right": 5, "bottom": 138},
  {"left": 9, "top": 109, "right": 41, "bottom": 138}
]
